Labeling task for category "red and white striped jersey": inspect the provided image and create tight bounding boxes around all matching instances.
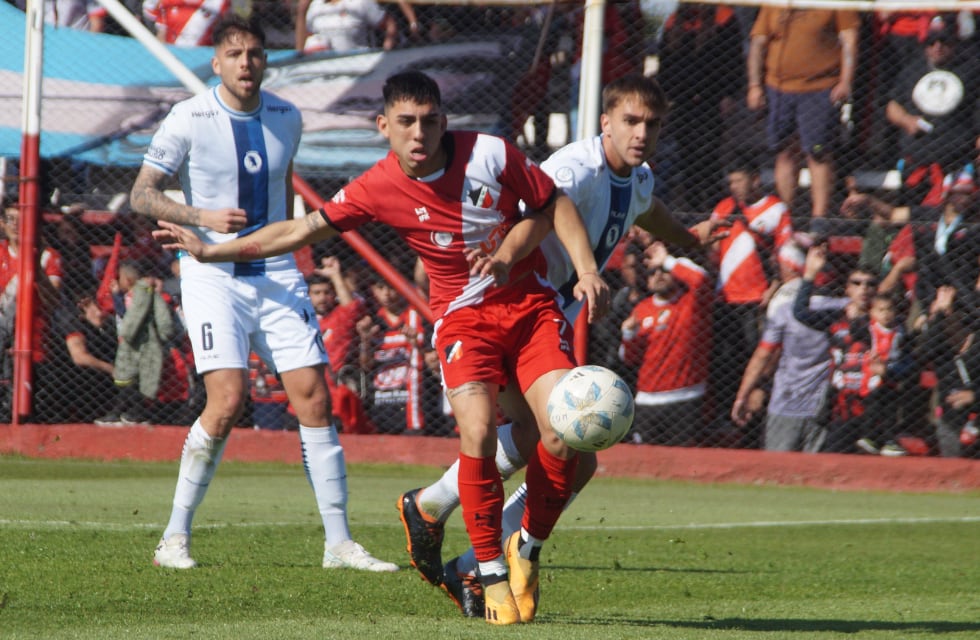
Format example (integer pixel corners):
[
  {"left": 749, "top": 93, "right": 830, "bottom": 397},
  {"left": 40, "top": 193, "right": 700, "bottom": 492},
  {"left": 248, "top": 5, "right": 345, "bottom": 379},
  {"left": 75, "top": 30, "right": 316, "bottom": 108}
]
[
  {"left": 320, "top": 131, "right": 557, "bottom": 320},
  {"left": 367, "top": 306, "right": 426, "bottom": 431},
  {"left": 0, "top": 241, "right": 63, "bottom": 363},
  {"left": 142, "top": 0, "right": 230, "bottom": 46},
  {"left": 711, "top": 193, "right": 792, "bottom": 304}
]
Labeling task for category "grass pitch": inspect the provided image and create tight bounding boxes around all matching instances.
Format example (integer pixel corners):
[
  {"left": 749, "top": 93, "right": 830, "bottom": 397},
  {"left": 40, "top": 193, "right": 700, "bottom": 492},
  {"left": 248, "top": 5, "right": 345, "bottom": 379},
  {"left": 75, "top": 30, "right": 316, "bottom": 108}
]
[{"left": 0, "top": 456, "right": 978, "bottom": 639}]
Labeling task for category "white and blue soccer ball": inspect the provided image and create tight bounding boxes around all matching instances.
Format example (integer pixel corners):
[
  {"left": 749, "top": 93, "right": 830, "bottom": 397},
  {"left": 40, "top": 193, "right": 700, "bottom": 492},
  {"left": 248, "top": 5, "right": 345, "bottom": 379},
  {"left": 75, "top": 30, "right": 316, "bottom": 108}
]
[{"left": 546, "top": 365, "right": 634, "bottom": 452}]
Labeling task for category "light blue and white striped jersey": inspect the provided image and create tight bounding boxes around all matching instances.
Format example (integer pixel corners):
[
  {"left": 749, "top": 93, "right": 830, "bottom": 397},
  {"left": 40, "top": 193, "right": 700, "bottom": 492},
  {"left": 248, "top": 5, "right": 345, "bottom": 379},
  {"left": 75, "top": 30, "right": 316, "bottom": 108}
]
[
  {"left": 538, "top": 134, "right": 656, "bottom": 322},
  {"left": 143, "top": 87, "right": 302, "bottom": 278}
]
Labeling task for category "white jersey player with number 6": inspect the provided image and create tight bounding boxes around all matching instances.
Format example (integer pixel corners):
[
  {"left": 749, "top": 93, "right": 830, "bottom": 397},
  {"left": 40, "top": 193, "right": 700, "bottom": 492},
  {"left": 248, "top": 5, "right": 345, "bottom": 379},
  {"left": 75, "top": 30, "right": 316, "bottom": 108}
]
[{"left": 131, "top": 14, "right": 396, "bottom": 573}]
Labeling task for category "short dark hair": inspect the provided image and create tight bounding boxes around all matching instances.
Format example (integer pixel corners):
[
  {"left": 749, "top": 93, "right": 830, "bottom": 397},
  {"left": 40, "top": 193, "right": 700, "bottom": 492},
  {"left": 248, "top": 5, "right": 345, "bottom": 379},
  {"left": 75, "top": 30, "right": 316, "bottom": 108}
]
[
  {"left": 212, "top": 14, "right": 266, "bottom": 49},
  {"left": 383, "top": 70, "right": 442, "bottom": 109},
  {"left": 602, "top": 74, "right": 669, "bottom": 115},
  {"left": 306, "top": 273, "right": 332, "bottom": 287},
  {"left": 726, "top": 152, "right": 762, "bottom": 177}
]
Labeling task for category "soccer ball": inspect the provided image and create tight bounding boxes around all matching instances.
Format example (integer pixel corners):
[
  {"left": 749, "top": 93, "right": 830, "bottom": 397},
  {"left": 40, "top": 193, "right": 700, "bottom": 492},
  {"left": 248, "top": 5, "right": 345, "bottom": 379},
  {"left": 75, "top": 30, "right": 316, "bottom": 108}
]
[{"left": 546, "top": 365, "right": 634, "bottom": 452}]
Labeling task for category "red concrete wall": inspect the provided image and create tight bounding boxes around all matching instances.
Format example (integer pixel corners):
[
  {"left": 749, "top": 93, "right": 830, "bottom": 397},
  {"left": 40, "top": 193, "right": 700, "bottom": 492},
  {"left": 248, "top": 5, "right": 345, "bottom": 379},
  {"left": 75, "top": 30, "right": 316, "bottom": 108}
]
[{"left": 2, "top": 423, "right": 978, "bottom": 493}]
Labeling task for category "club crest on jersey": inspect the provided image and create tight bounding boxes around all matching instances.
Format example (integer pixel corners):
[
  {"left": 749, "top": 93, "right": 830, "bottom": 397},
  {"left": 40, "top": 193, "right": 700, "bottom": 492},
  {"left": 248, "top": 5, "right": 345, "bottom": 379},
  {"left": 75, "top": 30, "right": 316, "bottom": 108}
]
[
  {"left": 243, "top": 151, "right": 263, "bottom": 174},
  {"left": 415, "top": 206, "right": 431, "bottom": 222},
  {"left": 444, "top": 340, "right": 463, "bottom": 364},
  {"left": 467, "top": 185, "right": 495, "bottom": 209},
  {"left": 430, "top": 231, "right": 453, "bottom": 248},
  {"left": 554, "top": 166, "right": 574, "bottom": 186}
]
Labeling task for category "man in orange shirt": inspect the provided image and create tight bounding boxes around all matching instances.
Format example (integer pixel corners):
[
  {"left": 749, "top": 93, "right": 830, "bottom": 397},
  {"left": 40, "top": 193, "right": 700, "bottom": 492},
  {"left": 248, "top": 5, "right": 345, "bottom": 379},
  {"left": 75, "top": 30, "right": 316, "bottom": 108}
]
[{"left": 747, "top": 7, "right": 860, "bottom": 219}]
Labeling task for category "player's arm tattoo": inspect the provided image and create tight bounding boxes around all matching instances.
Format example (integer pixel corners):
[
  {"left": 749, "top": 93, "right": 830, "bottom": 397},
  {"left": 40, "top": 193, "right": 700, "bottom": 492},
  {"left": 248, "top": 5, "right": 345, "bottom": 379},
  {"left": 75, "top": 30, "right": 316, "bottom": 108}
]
[
  {"left": 304, "top": 213, "right": 324, "bottom": 232},
  {"left": 130, "top": 167, "right": 204, "bottom": 226}
]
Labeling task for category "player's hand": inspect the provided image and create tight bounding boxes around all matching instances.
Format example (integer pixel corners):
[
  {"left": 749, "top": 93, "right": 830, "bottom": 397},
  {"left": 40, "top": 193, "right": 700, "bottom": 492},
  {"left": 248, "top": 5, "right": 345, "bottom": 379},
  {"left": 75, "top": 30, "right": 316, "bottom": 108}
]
[
  {"left": 202, "top": 207, "right": 249, "bottom": 233},
  {"left": 574, "top": 272, "right": 610, "bottom": 323},
  {"left": 153, "top": 221, "right": 210, "bottom": 260},
  {"left": 466, "top": 248, "right": 512, "bottom": 286},
  {"left": 690, "top": 218, "right": 731, "bottom": 246}
]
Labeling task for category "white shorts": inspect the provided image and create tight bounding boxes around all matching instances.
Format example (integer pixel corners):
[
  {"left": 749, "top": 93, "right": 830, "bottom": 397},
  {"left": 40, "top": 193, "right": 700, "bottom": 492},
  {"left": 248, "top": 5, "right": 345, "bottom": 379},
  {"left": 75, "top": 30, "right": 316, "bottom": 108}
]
[{"left": 180, "top": 269, "right": 327, "bottom": 374}]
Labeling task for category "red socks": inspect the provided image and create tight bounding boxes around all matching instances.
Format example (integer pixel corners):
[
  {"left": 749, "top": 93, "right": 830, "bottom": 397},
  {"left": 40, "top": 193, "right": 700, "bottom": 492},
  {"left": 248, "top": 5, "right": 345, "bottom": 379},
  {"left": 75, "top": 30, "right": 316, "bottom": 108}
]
[
  {"left": 522, "top": 441, "right": 578, "bottom": 540},
  {"left": 458, "top": 453, "right": 504, "bottom": 562}
]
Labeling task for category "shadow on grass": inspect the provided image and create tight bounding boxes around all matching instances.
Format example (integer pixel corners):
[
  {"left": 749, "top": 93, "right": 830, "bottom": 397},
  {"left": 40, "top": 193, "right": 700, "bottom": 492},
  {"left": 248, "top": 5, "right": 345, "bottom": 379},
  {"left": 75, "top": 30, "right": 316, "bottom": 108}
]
[
  {"left": 556, "top": 616, "right": 980, "bottom": 634},
  {"left": 547, "top": 564, "right": 750, "bottom": 575}
]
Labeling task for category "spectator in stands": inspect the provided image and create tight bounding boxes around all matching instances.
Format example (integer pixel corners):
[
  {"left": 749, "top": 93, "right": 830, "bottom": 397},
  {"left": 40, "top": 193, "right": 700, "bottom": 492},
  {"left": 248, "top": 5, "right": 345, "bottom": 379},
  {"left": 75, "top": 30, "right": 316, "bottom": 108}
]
[
  {"left": 331, "top": 363, "right": 375, "bottom": 434},
  {"left": 917, "top": 284, "right": 980, "bottom": 457},
  {"left": 21, "top": 0, "right": 106, "bottom": 32},
  {"left": 295, "top": 0, "right": 406, "bottom": 53},
  {"left": 247, "top": 350, "right": 293, "bottom": 430},
  {"left": 747, "top": 7, "right": 860, "bottom": 219},
  {"left": 57, "top": 292, "right": 118, "bottom": 423},
  {"left": 732, "top": 242, "right": 852, "bottom": 452},
  {"left": 590, "top": 240, "right": 646, "bottom": 391},
  {"left": 619, "top": 241, "right": 712, "bottom": 446},
  {"left": 789, "top": 245, "right": 885, "bottom": 453},
  {"left": 795, "top": 261, "right": 915, "bottom": 455},
  {"left": 52, "top": 214, "right": 97, "bottom": 298},
  {"left": 851, "top": 167, "right": 980, "bottom": 308},
  {"left": 0, "top": 202, "right": 64, "bottom": 423},
  {"left": 142, "top": 0, "right": 231, "bottom": 47},
  {"left": 356, "top": 274, "right": 427, "bottom": 435},
  {"left": 309, "top": 256, "right": 367, "bottom": 374},
  {"left": 658, "top": 2, "right": 746, "bottom": 212},
  {"left": 106, "top": 261, "right": 178, "bottom": 425},
  {"left": 708, "top": 154, "right": 793, "bottom": 427},
  {"left": 854, "top": 292, "right": 917, "bottom": 455},
  {"left": 885, "top": 14, "right": 980, "bottom": 207}
]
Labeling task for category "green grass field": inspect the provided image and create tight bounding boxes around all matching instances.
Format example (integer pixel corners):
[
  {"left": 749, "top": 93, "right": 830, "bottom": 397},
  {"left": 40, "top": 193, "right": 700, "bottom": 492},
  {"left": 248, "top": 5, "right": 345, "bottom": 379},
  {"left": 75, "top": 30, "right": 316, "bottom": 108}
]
[{"left": 1, "top": 456, "right": 978, "bottom": 639}]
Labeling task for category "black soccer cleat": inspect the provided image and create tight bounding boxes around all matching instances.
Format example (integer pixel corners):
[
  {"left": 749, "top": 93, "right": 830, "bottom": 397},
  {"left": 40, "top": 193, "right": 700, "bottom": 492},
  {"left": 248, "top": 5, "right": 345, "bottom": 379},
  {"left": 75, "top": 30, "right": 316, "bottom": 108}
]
[
  {"left": 396, "top": 488, "right": 445, "bottom": 585},
  {"left": 441, "top": 556, "right": 486, "bottom": 618}
]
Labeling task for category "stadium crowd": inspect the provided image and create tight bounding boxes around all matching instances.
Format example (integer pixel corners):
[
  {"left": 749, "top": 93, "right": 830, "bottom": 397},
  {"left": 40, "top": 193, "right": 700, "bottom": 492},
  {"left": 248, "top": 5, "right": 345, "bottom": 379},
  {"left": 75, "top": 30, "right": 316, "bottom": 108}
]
[{"left": 2, "top": 3, "right": 980, "bottom": 460}]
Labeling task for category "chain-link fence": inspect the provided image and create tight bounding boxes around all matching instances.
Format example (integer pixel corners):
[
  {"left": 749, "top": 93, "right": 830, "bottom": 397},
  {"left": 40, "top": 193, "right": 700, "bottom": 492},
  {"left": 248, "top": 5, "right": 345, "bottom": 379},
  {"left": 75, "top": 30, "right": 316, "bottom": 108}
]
[{"left": 2, "top": 1, "right": 980, "bottom": 459}]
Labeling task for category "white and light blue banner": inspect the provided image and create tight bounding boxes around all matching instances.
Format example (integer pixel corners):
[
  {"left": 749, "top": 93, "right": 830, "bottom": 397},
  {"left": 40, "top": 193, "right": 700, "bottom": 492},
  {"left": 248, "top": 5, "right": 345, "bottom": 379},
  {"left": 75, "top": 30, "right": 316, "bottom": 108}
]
[{"left": 0, "top": 3, "right": 518, "bottom": 176}]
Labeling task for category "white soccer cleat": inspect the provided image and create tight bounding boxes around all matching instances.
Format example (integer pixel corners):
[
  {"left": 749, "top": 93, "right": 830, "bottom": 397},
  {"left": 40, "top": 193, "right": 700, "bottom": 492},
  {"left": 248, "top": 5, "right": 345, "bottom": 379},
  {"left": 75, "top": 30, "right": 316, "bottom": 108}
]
[
  {"left": 153, "top": 533, "right": 198, "bottom": 569},
  {"left": 323, "top": 540, "right": 399, "bottom": 572}
]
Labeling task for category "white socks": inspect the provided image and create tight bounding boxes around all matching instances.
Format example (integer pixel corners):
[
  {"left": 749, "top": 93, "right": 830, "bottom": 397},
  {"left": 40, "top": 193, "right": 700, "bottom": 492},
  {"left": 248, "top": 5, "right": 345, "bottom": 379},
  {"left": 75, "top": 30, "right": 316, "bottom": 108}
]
[
  {"left": 299, "top": 424, "right": 351, "bottom": 546},
  {"left": 420, "top": 422, "right": 526, "bottom": 522},
  {"left": 162, "top": 422, "right": 352, "bottom": 548},
  {"left": 163, "top": 419, "right": 226, "bottom": 541}
]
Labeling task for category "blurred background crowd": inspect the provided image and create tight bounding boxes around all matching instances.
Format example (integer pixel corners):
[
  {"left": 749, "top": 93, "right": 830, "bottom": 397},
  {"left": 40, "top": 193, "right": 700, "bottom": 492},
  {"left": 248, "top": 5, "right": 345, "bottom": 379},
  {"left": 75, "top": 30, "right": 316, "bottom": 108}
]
[{"left": 3, "top": 1, "right": 980, "bottom": 459}]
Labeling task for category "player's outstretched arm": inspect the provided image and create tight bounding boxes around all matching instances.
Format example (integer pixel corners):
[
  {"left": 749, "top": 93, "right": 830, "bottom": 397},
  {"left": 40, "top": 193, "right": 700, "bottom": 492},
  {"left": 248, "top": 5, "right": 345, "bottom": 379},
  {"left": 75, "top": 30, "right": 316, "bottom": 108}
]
[
  {"left": 551, "top": 194, "right": 608, "bottom": 322},
  {"left": 131, "top": 164, "right": 248, "bottom": 233},
  {"left": 154, "top": 213, "right": 337, "bottom": 263},
  {"left": 636, "top": 197, "right": 728, "bottom": 248}
]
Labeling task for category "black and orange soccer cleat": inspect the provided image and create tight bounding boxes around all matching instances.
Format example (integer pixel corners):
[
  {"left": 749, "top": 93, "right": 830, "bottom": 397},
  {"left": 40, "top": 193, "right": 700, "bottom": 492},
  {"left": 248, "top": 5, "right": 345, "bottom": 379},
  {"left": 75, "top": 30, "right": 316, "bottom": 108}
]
[
  {"left": 396, "top": 488, "right": 445, "bottom": 585},
  {"left": 441, "top": 556, "right": 485, "bottom": 618}
]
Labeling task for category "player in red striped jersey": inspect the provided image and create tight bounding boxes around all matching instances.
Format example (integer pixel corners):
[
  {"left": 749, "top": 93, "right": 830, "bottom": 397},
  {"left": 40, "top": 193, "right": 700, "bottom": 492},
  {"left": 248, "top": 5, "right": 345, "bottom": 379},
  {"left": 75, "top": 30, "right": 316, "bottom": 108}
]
[{"left": 156, "top": 70, "right": 609, "bottom": 625}]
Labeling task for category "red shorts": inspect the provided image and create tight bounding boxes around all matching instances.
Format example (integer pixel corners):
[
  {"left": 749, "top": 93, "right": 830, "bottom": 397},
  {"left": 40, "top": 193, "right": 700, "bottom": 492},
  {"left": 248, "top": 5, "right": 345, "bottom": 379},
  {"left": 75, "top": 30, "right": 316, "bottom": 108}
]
[{"left": 435, "top": 289, "right": 575, "bottom": 393}]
